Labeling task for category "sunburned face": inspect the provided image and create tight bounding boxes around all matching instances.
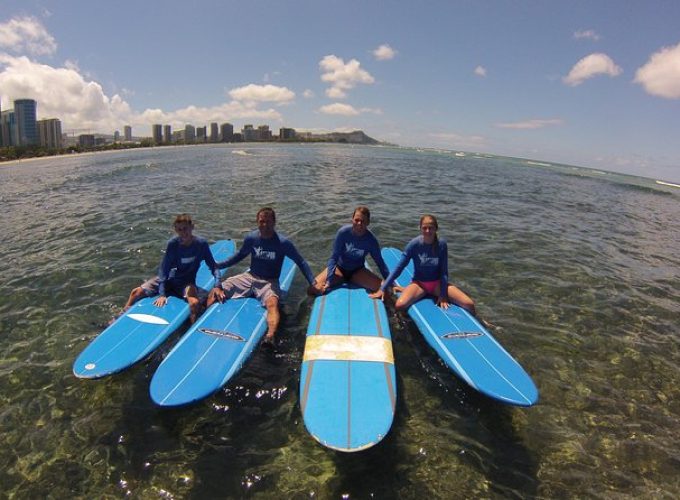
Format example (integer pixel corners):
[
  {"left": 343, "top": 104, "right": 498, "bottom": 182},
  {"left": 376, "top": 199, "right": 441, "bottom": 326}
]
[
  {"left": 174, "top": 223, "right": 194, "bottom": 245},
  {"left": 351, "top": 212, "right": 369, "bottom": 236},
  {"left": 257, "top": 212, "right": 276, "bottom": 237}
]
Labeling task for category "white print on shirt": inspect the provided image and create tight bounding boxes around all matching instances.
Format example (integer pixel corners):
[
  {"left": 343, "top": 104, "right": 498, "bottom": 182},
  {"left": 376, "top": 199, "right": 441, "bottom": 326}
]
[
  {"left": 344, "top": 242, "right": 365, "bottom": 258},
  {"left": 254, "top": 246, "right": 277, "bottom": 260},
  {"left": 418, "top": 253, "right": 439, "bottom": 267}
]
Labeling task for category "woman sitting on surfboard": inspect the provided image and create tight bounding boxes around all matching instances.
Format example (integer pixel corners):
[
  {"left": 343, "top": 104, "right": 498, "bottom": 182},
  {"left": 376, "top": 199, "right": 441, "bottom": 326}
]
[
  {"left": 370, "top": 214, "right": 478, "bottom": 316},
  {"left": 308, "top": 206, "right": 391, "bottom": 295}
]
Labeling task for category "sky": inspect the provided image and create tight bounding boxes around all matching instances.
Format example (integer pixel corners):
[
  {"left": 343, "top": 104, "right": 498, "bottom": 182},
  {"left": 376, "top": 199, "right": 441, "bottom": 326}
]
[{"left": 1, "top": 1, "right": 679, "bottom": 182}]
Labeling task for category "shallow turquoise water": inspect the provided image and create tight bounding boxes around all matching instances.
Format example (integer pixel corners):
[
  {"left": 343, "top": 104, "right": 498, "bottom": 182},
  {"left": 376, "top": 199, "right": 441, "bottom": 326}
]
[{"left": 1, "top": 144, "right": 678, "bottom": 498}]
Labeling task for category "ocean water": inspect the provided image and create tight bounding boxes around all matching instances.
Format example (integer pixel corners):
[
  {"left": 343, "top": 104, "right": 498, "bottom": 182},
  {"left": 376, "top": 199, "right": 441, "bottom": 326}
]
[{"left": 0, "top": 144, "right": 678, "bottom": 498}]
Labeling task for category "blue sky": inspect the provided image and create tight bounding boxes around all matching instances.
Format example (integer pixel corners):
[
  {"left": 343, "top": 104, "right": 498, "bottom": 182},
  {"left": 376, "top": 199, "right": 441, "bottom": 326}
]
[{"left": 1, "top": 1, "right": 679, "bottom": 182}]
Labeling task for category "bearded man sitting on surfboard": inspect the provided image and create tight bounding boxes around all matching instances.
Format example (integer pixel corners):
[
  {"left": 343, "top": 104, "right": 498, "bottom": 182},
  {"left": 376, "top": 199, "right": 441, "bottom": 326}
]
[{"left": 208, "top": 207, "right": 318, "bottom": 343}]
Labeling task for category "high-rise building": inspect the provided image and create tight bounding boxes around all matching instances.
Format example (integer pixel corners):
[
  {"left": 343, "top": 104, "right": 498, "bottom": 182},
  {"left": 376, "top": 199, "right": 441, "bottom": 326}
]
[
  {"left": 1, "top": 110, "right": 16, "bottom": 147},
  {"left": 124, "top": 125, "right": 132, "bottom": 142},
  {"left": 14, "top": 99, "right": 39, "bottom": 146},
  {"left": 210, "top": 122, "right": 219, "bottom": 142},
  {"left": 196, "top": 126, "right": 206, "bottom": 142},
  {"left": 114, "top": 130, "right": 120, "bottom": 143},
  {"left": 242, "top": 124, "right": 258, "bottom": 142},
  {"left": 279, "top": 127, "right": 296, "bottom": 140},
  {"left": 257, "top": 125, "right": 272, "bottom": 141},
  {"left": 220, "top": 122, "right": 234, "bottom": 142},
  {"left": 37, "top": 118, "right": 63, "bottom": 149},
  {"left": 164, "top": 125, "right": 172, "bottom": 144},
  {"left": 184, "top": 125, "right": 195, "bottom": 143},
  {"left": 152, "top": 124, "right": 163, "bottom": 145}
]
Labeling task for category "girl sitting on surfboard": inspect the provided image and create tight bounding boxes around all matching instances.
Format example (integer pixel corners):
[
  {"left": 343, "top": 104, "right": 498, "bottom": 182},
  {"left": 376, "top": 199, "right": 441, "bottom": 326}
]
[
  {"left": 370, "top": 214, "right": 478, "bottom": 317},
  {"left": 308, "top": 206, "right": 391, "bottom": 296}
]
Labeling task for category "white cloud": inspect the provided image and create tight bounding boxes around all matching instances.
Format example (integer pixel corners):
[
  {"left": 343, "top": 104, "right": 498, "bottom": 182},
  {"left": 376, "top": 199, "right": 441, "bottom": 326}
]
[
  {"left": 474, "top": 65, "right": 487, "bottom": 77},
  {"left": 318, "top": 103, "right": 382, "bottom": 116},
  {"left": 319, "top": 103, "right": 360, "bottom": 115},
  {"left": 303, "top": 89, "right": 315, "bottom": 98},
  {"left": 373, "top": 44, "right": 397, "bottom": 61},
  {"left": 495, "top": 118, "right": 564, "bottom": 129},
  {"left": 634, "top": 41, "right": 680, "bottom": 99},
  {"left": 0, "top": 16, "right": 56, "bottom": 56},
  {"left": 574, "top": 29, "right": 601, "bottom": 42},
  {"left": 319, "top": 55, "right": 375, "bottom": 99},
  {"left": 563, "top": 53, "right": 622, "bottom": 86},
  {"left": 0, "top": 54, "right": 285, "bottom": 132},
  {"left": 228, "top": 84, "right": 295, "bottom": 104}
]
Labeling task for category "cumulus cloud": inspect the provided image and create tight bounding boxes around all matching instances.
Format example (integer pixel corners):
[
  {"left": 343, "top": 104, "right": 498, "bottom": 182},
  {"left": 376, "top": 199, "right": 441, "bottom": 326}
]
[
  {"left": 319, "top": 55, "right": 375, "bottom": 99},
  {"left": 0, "top": 16, "right": 56, "bottom": 56},
  {"left": 634, "top": 41, "right": 680, "bottom": 99},
  {"left": 563, "top": 53, "right": 622, "bottom": 86},
  {"left": 495, "top": 118, "right": 564, "bottom": 129},
  {"left": 228, "top": 83, "right": 295, "bottom": 104},
  {"left": 318, "top": 103, "right": 382, "bottom": 116},
  {"left": 474, "top": 65, "right": 487, "bottom": 77},
  {"left": 0, "top": 54, "right": 286, "bottom": 132},
  {"left": 574, "top": 29, "right": 601, "bottom": 41},
  {"left": 319, "top": 103, "right": 360, "bottom": 116},
  {"left": 373, "top": 44, "right": 397, "bottom": 61},
  {"left": 303, "top": 89, "right": 315, "bottom": 98}
]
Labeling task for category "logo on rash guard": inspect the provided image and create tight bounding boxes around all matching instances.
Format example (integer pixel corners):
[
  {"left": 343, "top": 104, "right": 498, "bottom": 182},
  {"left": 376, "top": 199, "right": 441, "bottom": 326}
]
[
  {"left": 418, "top": 253, "right": 439, "bottom": 267},
  {"left": 254, "top": 246, "right": 276, "bottom": 260},
  {"left": 180, "top": 256, "right": 196, "bottom": 264},
  {"left": 344, "top": 243, "right": 365, "bottom": 257}
]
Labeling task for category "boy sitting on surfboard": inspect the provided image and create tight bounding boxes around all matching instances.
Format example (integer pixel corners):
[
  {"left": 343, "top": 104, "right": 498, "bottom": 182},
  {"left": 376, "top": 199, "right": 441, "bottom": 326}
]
[{"left": 121, "top": 213, "right": 221, "bottom": 323}]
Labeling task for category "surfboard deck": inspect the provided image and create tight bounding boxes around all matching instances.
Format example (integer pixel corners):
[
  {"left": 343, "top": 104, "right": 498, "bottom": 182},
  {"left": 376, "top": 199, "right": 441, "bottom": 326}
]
[
  {"left": 382, "top": 246, "right": 538, "bottom": 407},
  {"left": 149, "top": 257, "right": 297, "bottom": 407},
  {"left": 73, "top": 239, "right": 236, "bottom": 379},
  {"left": 300, "top": 285, "right": 397, "bottom": 452}
]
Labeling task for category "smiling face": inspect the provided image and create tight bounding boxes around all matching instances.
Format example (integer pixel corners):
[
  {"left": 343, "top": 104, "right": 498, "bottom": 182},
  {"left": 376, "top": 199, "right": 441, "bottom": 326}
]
[
  {"left": 351, "top": 207, "right": 370, "bottom": 236},
  {"left": 420, "top": 215, "right": 438, "bottom": 244},
  {"left": 351, "top": 211, "right": 369, "bottom": 236}
]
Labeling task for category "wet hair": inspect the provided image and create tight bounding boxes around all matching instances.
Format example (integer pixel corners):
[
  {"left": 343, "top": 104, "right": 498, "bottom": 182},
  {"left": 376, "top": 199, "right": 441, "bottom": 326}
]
[
  {"left": 257, "top": 207, "right": 276, "bottom": 222},
  {"left": 173, "top": 213, "right": 194, "bottom": 227},
  {"left": 420, "top": 214, "right": 439, "bottom": 253},
  {"left": 352, "top": 206, "right": 371, "bottom": 223}
]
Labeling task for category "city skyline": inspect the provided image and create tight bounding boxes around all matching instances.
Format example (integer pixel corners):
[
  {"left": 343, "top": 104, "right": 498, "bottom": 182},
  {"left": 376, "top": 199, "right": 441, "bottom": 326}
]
[{"left": 0, "top": 2, "right": 679, "bottom": 181}]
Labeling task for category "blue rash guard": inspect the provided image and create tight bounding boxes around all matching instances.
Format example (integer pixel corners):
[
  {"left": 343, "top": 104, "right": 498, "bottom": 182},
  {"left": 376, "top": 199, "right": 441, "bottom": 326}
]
[
  {"left": 217, "top": 230, "right": 315, "bottom": 284},
  {"left": 325, "top": 225, "right": 390, "bottom": 285},
  {"left": 157, "top": 236, "right": 220, "bottom": 297},
  {"left": 381, "top": 236, "right": 449, "bottom": 298}
]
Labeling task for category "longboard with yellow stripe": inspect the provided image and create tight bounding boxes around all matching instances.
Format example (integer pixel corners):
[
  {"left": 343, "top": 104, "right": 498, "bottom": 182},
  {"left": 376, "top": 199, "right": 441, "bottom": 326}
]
[{"left": 300, "top": 285, "right": 396, "bottom": 452}]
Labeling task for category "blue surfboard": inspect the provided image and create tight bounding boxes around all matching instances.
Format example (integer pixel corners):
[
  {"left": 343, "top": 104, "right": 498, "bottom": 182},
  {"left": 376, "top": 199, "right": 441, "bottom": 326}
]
[
  {"left": 73, "top": 240, "right": 236, "bottom": 379},
  {"left": 300, "top": 285, "right": 397, "bottom": 452},
  {"left": 149, "top": 257, "right": 297, "bottom": 406},
  {"left": 382, "top": 247, "right": 538, "bottom": 406}
]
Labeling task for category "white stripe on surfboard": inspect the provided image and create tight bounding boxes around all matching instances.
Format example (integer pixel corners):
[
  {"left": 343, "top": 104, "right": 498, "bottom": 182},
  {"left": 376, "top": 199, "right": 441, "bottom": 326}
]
[{"left": 128, "top": 313, "right": 170, "bottom": 325}]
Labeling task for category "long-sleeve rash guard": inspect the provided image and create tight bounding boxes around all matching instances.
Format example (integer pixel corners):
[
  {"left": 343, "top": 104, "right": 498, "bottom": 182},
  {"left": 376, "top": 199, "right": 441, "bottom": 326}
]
[
  {"left": 325, "top": 224, "right": 390, "bottom": 284},
  {"left": 157, "top": 236, "right": 219, "bottom": 297},
  {"left": 380, "top": 236, "right": 449, "bottom": 298},
  {"left": 217, "top": 230, "right": 315, "bottom": 284}
]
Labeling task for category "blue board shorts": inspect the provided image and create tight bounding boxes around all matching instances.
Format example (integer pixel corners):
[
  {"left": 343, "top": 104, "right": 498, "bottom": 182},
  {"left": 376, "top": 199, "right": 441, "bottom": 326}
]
[{"left": 219, "top": 272, "right": 281, "bottom": 305}]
